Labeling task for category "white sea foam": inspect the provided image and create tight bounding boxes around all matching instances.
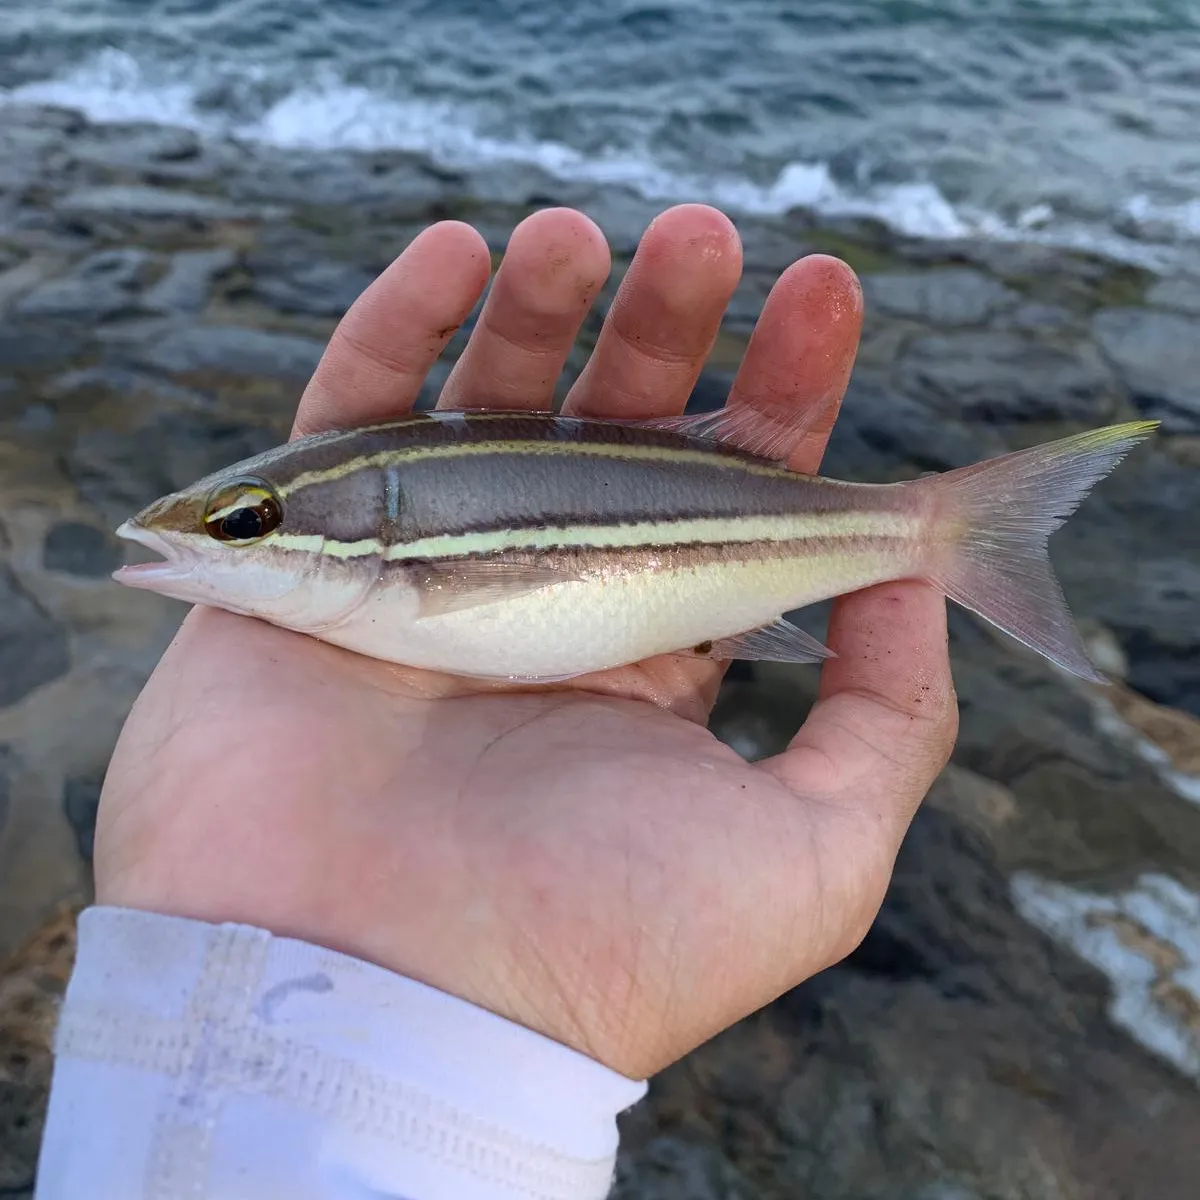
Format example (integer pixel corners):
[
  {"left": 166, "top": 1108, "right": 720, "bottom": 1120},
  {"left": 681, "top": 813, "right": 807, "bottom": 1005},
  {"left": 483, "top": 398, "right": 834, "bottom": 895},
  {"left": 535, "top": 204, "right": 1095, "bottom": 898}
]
[
  {"left": 4, "top": 49, "right": 205, "bottom": 130},
  {"left": 0, "top": 49, "right": 1189, "bottom": 266}
]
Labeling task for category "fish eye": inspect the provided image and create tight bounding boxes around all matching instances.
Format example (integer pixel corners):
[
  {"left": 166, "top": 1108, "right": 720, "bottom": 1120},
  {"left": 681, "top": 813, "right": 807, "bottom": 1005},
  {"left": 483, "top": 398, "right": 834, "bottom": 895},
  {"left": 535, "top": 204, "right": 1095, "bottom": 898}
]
[{"left": 204, "top": 479, "right": 283, "bottom": 545}]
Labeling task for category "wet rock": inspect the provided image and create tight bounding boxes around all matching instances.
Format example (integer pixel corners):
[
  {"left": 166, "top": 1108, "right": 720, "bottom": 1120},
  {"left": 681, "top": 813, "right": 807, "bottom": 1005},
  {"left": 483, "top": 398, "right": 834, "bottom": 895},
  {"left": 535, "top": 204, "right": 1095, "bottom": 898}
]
[
  {"left": 615, "top": 798, "right": 1200, "bottom": 1200},
  {"left": 13, "top": 404, "right": 54, "bottom": 434},
  {"left": 0, "top": 747, "right": 10, "bottom": 842},
  {"left": 862, "top": 267, "right": 1019, "bottom": 327},
  {"left": 613, "top": 1135, "right": 751, "bottom": 1199},
  {"left": 1054, "top": 515, "right": 1200, "bottom": 713},
  {"left": 228, "top": 151, "right": 449, "bottom": 217},
  {"left": 1079, "top": 618, "right": 1130, "bottom": 680},
  {"left": 43, "top": 365, "right": 210, "bottom": 412},
  {"left": 109, "top": 322, "right": 327, "bottom": 380},
  {"left": 0, "top": 567, "right": 70, "bottom": 709},
  {"left": 415, "top": 358, "right": 453, "bottom": 409},
  {"left": 15, "top": 248, "right": 155, "bottom": 319},
  {"left": 0, "top": 104, "right": 84, "bottom": 137},
  {"left": 251, "top": 257, "right": 374, "bottom": 316},
  {"left": 1091, "top": 683, "right": 1200, "bottom": 807},
  {"left": 1092, "top": 308, "right": 1200, "bottom": 431},
  {"left": 3, "top": 97, "right": 1200, "bottom": 1200},
  {"left": 1012, "top": 871, "right": 1200, "bottom": 1081},
  {"left": 0, "top": 905, "right": 78, "bottom": 1197},
  {"left": 1125, "top": 639, "right": 1200, "bottom": 717},
  {"left": 824, "top": 373, "right": 1008, "bottom": 475},
  {"left": 0, "top": 256, "right": 63, "bottom": 314},
  {"left": 0, "top": 329, "right": 82, "bottom": 369},
  {"left": 142, "top": 247, "right": 236, "bottom": 313},
  {"left": 685, "top": 369, "right": 735, "bottom": 414},
  {"left": 62, "top": 776, "right": 102, "bottom": 862},
  {"left": 1005, "top": 302, "right": 1078, "bottom": 332},
  {"left": 1145, "top": 276, "right": 1200, "bottom": 316},
  {"left": 896, "top": 330, "right": 1119, "bottom": 422},
  {"left": 69, "top": 122, "right": 201, "bottom": 170},
  {"left": 0, "top": 107, "right": 79, "bottom": 205},
  {"left": 67, "top": 412, "right": 280, "bottom": 523},
  {"left": 59, "top": 185, "right": 246, "bottom": 223},
  {"left": 41, "top": 522, "right": 122, "bottom": 579},
  {"left": 709, "top": 666, "right": 814, "bottom": 762}
]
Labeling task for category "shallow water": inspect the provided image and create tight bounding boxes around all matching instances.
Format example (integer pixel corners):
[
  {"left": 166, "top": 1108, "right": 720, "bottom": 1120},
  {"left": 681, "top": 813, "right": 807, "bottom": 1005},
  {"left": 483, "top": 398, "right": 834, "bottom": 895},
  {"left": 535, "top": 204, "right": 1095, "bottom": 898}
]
[{"left": 4, "top": 2, "right": 1200, "bottom": 262}]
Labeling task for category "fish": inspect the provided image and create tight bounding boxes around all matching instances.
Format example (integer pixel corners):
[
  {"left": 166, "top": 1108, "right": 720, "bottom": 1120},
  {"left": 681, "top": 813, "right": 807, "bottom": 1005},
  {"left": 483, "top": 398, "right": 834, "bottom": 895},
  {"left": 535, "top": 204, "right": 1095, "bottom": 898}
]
[{"left": 112, "top": 403, "right": 1159, "bottom": 684}]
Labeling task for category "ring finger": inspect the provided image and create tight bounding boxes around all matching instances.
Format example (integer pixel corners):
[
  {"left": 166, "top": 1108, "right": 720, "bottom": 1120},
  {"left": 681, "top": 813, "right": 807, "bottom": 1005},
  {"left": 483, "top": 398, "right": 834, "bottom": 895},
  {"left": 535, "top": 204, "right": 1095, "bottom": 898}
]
[{"left": 438, "top": 208, "right": 611, "bottom": 411}]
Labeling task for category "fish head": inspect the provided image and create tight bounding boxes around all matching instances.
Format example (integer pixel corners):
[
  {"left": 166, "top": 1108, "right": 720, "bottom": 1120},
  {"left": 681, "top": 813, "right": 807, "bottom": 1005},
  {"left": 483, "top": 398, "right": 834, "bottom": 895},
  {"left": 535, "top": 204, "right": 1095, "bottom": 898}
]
[{"left": 114, "top": 463, "right": 376, "bottom": 632}]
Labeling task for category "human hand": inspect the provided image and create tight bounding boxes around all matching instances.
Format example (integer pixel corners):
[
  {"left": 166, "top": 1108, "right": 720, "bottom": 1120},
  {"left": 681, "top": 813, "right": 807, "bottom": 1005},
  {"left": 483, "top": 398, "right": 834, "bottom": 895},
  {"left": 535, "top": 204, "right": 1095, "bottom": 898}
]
[{"left": 95, "top": 204, "right": 958, "bottom": 1079}]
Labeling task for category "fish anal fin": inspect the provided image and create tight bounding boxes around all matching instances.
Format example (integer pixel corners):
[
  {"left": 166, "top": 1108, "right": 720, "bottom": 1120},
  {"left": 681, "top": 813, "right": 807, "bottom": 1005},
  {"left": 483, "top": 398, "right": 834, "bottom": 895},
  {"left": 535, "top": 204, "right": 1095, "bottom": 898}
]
[
  {"left": 690, "top": 617, "right": 836, "bottom": 664},
  {"left": 412, "top": 558, "right": 582, "bottom": 618}
]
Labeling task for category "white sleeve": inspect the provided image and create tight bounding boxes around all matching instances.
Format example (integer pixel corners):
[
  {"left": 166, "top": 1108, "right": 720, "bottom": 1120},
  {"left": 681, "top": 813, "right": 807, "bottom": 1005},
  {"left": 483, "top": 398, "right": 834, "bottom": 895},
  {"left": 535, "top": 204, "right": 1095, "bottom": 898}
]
[{"left": 35, "top": 906, "right": 647, "bottom": 1200}]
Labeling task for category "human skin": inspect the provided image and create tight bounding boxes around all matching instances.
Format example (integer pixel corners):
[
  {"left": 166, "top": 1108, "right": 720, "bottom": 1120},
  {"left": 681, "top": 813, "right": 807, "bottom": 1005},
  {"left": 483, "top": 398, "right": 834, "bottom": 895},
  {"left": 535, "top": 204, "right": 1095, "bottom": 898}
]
[{"left": 95, "top": 203, "right": 959, "bottom": 1080}]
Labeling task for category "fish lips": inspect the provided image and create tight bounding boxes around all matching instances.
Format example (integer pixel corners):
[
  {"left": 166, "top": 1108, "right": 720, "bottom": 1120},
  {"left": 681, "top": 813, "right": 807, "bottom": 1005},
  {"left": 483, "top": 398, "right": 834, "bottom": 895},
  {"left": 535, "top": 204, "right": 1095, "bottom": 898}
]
[{"left": 112, "top": 520, "right": 198, "bottom": 590}]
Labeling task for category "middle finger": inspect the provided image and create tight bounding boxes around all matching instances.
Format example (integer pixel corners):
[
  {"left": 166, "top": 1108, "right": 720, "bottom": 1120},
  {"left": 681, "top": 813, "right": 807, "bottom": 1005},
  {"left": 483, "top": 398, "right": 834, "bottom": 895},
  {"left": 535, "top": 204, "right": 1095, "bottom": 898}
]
[{"left": 438, "top": 208, "right": 611, "bottom": 412}]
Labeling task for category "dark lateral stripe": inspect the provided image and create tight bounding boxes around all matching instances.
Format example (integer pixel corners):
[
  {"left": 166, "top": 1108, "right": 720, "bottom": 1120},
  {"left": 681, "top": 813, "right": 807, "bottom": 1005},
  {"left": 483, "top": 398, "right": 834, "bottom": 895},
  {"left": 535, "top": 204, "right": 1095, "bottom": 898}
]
[{"left": 273, "top": 442, "right": 902, "bottom": 546}]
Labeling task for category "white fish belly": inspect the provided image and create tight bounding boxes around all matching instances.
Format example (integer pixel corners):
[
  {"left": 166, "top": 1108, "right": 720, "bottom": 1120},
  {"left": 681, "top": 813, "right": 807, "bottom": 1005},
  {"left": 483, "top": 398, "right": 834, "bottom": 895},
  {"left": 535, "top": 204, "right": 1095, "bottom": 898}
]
[{"left": 311, "top": 545, "right": 910, "bottom": 678}]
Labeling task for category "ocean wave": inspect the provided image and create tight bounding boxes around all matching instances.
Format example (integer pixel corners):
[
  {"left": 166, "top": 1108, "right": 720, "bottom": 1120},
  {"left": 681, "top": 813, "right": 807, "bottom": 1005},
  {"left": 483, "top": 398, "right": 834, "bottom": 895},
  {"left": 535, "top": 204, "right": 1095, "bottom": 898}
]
[
  {"left": 2, "top": 50, "right": 972, "bottom": 240},
  {"left": 0, "top": 49, "right": 1189, "bottom": 268}
]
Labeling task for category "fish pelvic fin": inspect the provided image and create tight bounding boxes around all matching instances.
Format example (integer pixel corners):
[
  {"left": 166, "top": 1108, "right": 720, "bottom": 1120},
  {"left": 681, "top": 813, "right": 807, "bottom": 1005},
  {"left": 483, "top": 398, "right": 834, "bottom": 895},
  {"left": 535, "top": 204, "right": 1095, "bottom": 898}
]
[{"left": 921, "top": 420, "right": 1159, "bottom": 683}]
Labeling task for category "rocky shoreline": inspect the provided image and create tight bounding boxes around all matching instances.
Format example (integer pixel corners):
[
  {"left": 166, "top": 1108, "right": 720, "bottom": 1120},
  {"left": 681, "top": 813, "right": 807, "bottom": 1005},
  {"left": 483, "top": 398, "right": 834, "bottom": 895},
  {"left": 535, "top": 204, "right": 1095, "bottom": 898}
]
[{"left": 1, "top": 103, "right": 1198, "bottom": 1198}]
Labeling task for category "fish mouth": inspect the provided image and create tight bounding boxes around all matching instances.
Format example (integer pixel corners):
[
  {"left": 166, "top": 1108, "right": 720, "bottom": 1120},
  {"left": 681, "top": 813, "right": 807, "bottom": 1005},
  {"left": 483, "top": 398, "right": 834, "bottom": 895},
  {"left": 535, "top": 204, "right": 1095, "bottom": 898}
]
[{"left": 112, "top": 520, "right": 195, "bottom": 588}]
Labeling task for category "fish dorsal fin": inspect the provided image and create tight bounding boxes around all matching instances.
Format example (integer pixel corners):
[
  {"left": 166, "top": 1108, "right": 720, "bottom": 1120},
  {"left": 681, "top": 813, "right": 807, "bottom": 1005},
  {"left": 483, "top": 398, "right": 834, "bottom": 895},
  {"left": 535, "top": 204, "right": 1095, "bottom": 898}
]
[
  {"left": 690, "top": 617, "right": 836, "bottom": 664},
  {"left": 412, "top": 557, "right": 582, "bottom": 618},
  {"left": 628, "top": 394, "right": 834, "bottom": 464}
]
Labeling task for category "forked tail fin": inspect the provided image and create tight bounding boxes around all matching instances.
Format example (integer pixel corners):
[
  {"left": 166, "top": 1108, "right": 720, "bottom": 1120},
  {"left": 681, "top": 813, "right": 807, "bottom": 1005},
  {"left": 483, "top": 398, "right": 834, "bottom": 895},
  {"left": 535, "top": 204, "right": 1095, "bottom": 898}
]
[{"left": 922, "top": 420, "right": 1158, "bottom": 682}]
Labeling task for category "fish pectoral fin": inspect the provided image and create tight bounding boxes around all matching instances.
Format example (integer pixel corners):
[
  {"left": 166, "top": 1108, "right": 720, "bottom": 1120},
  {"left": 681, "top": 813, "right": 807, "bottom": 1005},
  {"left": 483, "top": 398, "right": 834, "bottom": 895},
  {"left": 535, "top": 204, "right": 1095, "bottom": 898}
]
[
  {"left": 412, "top": 557, "right": 583, "bottom": 618},
  {"left": 627, "top": 395, "right": 832, "bottom": 464},
  {"left": 690, "top": 617, "right": 836, "bottom": 664}
]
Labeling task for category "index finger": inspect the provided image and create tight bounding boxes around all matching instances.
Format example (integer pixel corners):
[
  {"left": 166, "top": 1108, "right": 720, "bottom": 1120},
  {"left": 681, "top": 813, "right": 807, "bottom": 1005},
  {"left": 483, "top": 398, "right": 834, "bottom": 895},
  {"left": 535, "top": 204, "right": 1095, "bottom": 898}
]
[{"left": 292, "top": 221, "right": 492, "bottom": 439}]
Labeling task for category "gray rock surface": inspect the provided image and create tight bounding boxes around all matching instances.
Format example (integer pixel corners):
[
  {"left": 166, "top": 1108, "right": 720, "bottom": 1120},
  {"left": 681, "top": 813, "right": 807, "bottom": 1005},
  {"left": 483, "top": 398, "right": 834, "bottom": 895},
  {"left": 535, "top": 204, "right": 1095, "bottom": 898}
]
[
  {"left": 0, "top": 747, "right": 10, "bottom": 844},
  {"left": 0, "top": 567, "right": 69, "bottom": 710},
  {"left": 62, "top": 776, "right": 101, "bottom": 862},
  {"left": 68, "top": 122, "right": 202, "bottom": 171},
  {"left": 614, "top": 777, "right": 1200, "bottom": 1200},
  {"left": 1092, "top": 307, "right": 1200, "bottom": 431},
  {"left": 41, "top": 522, "right": 122, "bottom": 578},
  {"left": 1, "top": 101, "right": 1198, "bottom": 1200},
  {"left": 114, "top": 323, "right": 328, "bottom": 380},
  {"left": 16, "top": 248, "right": 155, "bottom": 318},
  {"left": 43, "top": 365, "right": 210, "bottom": 412},
  {"left": 1145, "top": 275, "right": 1200, "bottom": 316},
  {"left": 143, "top": 247, "right": 237, "bottom": 313},
  {"left": 59, "top": 185, "right": 245, "bottom": 222},
  {"left": 0, "top": 329, "right": 83, "bottom": 369},
  {"left": 0, "top": 905, "right": 77, "bottom": 1198},
  {"left": 67, "top": 413, "right": 280, "bottom": 523},
  {"left": 862, "top": 267, "right": 1019, "bottom": 327},
  {"left": 897, "top": 330, "right": 1119, "bottom": 422},
  {"left": 251, "top": 257, "right": 375, "bottom": 316}
]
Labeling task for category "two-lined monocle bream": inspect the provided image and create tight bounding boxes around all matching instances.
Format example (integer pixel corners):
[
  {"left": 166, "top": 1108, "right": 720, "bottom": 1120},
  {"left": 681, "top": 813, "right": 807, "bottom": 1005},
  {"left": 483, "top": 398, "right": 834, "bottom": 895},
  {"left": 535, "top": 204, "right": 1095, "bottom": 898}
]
[{"left": 113, "top": 399, "right": 1158, "bottom": 683}]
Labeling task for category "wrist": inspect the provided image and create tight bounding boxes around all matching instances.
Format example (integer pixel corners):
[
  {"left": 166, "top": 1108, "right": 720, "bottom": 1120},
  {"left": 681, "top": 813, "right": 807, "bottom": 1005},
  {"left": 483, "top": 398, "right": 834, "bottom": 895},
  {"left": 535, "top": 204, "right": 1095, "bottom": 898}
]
[{"left": 96, "top": 845, "right": 637, "bottom": 1075}]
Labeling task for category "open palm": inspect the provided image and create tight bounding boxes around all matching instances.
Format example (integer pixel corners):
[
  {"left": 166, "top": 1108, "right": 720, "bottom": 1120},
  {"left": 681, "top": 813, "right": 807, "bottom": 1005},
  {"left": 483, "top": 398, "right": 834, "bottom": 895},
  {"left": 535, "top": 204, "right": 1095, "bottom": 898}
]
[{"left": 95, "top": 205, "right": 958, "bottom": 1079}]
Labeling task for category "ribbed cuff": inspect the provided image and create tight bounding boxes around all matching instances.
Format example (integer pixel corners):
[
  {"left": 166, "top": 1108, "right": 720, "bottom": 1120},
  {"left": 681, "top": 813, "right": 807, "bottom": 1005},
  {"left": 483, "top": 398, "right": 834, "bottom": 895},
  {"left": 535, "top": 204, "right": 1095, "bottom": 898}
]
[{"left": 35, "top": 906, "right": 647, "bottom": 1200}]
